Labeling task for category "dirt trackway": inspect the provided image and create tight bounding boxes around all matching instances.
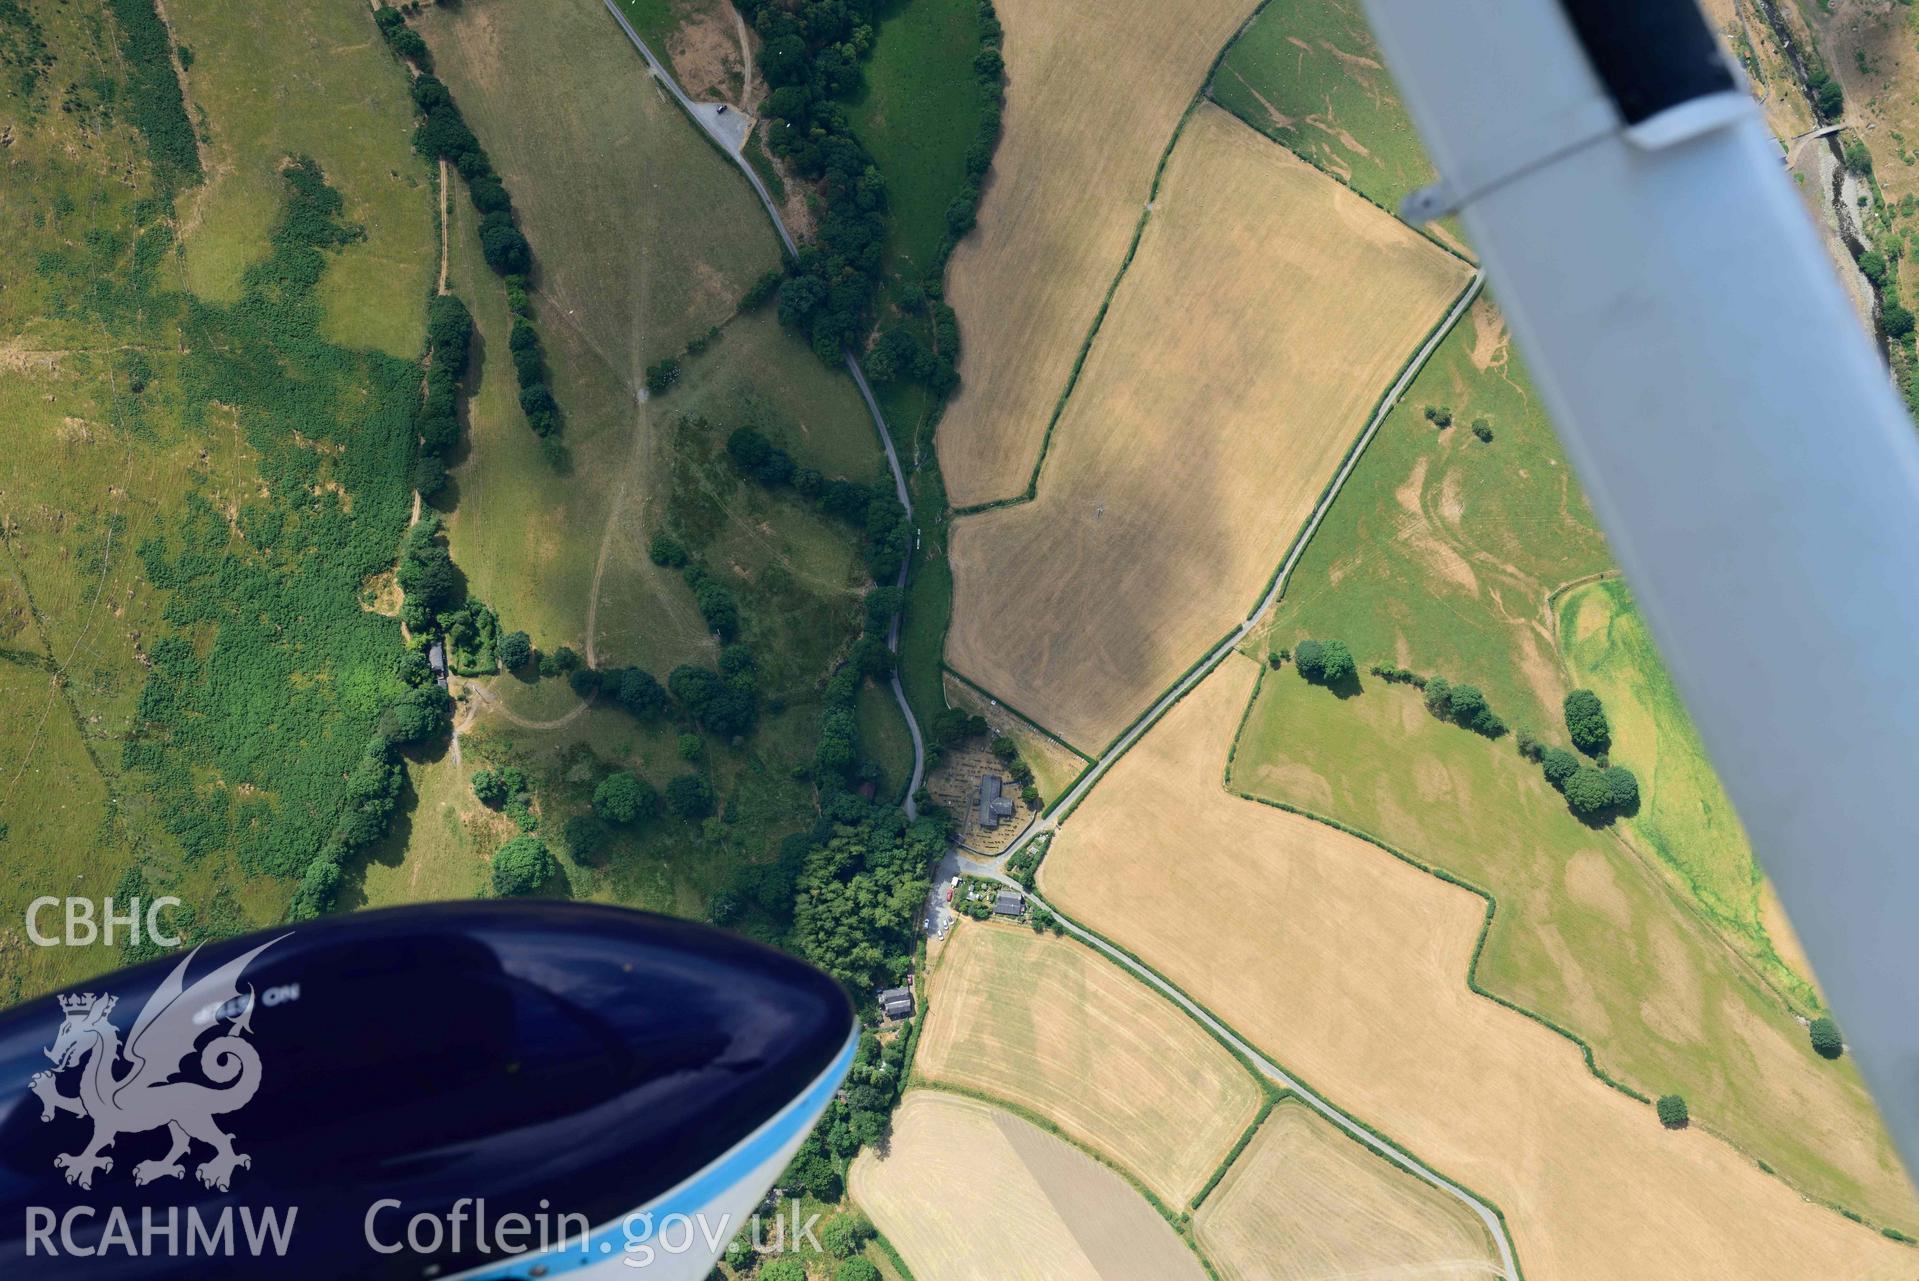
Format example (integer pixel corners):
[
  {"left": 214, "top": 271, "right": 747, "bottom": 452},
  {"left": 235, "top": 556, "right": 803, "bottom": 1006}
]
[{"left": 600, "top": 0, "right": 925, "bottom": 816}]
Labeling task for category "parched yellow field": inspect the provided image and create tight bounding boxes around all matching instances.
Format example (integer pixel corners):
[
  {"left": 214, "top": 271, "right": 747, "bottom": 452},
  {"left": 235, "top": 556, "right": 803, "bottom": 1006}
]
[
  {"left": 1040, "top": 655, "right": 1913, "bottom": 1281},
  {"left": 849, "top": 1092, "right": 1208, "bottom": 1281},
  {"left": 941, "top": 673, "right": 1087, "bottom": 803},
  {"left": 936, "top": 0, "right": 1259, "bottom": 504},
  {"left": 917, "top": 919, "right": 1261, "bottom": 1204},
  {"left": 947, "top": 106, "right": 1470, "bottom": 750},
  {"left": 1196, "top": 1099, "right": 1500, "bottom": 1281}
]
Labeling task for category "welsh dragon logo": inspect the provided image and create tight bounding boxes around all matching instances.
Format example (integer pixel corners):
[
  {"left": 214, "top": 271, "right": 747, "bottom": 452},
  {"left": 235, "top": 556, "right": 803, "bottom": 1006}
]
[{"left": 28, "top": 937, "right": 283, "bottom": 1192}]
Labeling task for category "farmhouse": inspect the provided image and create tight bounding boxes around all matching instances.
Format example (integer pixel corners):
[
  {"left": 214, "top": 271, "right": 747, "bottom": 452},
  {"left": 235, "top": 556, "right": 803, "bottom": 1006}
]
[
  {"left": 879, "top": 986, "right": 914, "bottom": 1021},
  {"left": 992, "top": 889, "right": 1026, "bottom": 918},
  {"left": 978, "top": 775, "right": 1017, "bottom": 830}
]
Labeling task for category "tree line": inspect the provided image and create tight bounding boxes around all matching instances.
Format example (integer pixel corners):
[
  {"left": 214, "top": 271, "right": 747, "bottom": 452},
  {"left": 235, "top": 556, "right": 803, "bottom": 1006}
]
[
  {"left": 375, "top": 4, "right": 570, "bottom": 471},
  {"left": 726, "top": 425, "right": 910, "bottom": 584}
]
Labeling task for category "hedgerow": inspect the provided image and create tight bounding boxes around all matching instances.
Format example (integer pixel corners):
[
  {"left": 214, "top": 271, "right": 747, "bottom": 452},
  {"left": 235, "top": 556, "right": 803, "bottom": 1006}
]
[
  {"left": 726, "top": 425, "right": 909, "bottom": 582},
  {"left": 375, "top": 4, "right": 567, "bottom": 467}
]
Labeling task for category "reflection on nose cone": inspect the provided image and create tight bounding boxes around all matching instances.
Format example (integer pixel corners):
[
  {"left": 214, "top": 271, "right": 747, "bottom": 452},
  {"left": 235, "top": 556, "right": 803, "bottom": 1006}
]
[{"left": 0, "top": 902, "right": 857, "bottom": 1280}]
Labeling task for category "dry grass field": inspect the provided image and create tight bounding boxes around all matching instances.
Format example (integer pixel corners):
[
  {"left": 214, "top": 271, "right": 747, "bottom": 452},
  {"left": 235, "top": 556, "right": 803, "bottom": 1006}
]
[
  {"left": 917, "top": 919, "right": 1261, "bottom": 1203},
  {"left": 1699, "top": 0, "right": 1816, "bottom": 144},
  {"left": 849, "top": 1092, "right": 1208, "bottom": 1281},
  {"left": 1196, "top": 1099, "right": 1501, "bottom": 1281},
  {"left": 946, "top": 106, "right": 1470, "bottom": 750},
  {"left": 1040, "top": 656, "right": 1915, "bottom": 1280},
  {"left": 935, "top": 0, "right": 1259, "bottom": 504}
]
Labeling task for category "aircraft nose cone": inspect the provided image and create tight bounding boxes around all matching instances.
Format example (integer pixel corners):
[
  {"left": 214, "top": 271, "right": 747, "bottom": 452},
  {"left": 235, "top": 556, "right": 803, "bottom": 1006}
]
[{"left": 0, "top": 902, "right": 856, "bottom": 1279}]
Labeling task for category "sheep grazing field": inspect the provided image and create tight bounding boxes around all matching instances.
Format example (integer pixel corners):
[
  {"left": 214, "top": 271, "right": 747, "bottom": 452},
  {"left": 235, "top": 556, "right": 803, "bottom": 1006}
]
[
  {"left": 850, "top": 1092, "right": 1208, "bottom": 1281},
  {"left": 947, "top": 104, "right": 1469, "bottom": 750},
  {"left": 916, "top": 918, "right": 1261, "bottom": 1204}
]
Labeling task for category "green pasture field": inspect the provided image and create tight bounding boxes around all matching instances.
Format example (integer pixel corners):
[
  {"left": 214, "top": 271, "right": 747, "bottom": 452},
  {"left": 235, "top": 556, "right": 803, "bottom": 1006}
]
[
  {"left": 441, "top": 175, "right": 877, "bottom": 696},
  {"left": 420, "top": 0, "right": 879, "bottom": 683},
  {"left": 850, "top": 0, "right": 991, "bottom": 284},
  {"left": 0, "top": 1, "right": 430, "bottom": 996},
  {"left": 359, "top": 696, "right": 823, "bottom": 938},
  {"left": 1558, "top": 578, "right": 1818, "bottom": 1009},
  {"left": 168, "top": 0, "right": 435, "bottom": 358},
  {"left": 1230, "top": 673, "right": 1914, "bottom": 1228},
  {"left": 1250, "top": 311, "right": 1613, "bottom": 736},
  {"left": 404, "top": 0, "right": 896, "bottom": 924},
  {"left": 414, "top": 0, "right": 777, "bottom": 369},
  {"left": 1210, "top": 0, "right": 1432, "bottom": 215}
]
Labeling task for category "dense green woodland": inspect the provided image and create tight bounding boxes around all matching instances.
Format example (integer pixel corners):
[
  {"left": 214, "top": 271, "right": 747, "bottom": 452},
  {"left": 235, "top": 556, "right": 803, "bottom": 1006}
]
[{"left": 743, "top": 0, "right": 1002, "bottom": 399}]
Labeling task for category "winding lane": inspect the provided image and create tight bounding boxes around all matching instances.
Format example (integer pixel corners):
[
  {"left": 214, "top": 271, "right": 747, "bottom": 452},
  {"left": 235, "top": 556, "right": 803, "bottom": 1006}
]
[
  {"left": 598, "top": 9, "right": 1505, "bottom": 1267},
  {"left": 1000, "top": 271, "right": 1484, "bottom": 855},
  {"left": 602, "top": 0, "right": 925, "bottom": 815}
]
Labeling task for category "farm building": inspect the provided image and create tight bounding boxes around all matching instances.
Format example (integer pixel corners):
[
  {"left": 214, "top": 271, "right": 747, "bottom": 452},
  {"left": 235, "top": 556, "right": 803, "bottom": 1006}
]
[
  {"left": 978, "top": 775, "right": 1017, "bottom": 829},
  {"left": 427, "top": 640, "right": 449, "bottom": 688},
  {"left": 992, "top": 889, "right": 1026, "bottom": 918},
  {"left": 879, "top": 986, "right": 914, "bottom": 1021}
]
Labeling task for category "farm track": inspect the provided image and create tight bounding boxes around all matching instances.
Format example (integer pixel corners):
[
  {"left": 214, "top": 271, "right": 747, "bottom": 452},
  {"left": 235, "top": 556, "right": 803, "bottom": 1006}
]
[{"left": 601, "top": 0, "right": 924, "bottom": 816}]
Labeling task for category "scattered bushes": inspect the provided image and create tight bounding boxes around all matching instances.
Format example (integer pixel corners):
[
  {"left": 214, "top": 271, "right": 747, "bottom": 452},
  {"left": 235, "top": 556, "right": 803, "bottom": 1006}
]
[
  {"left": 593, "top": 771, "right": 660, "bottom": 825},
  {"left": 472, "top": 765, "right": 529, "bottom": 809},
  {"left": 1563, "top": 688, "right": 1611, "bottom": 756},
  {"left": 1294, "top": 638, "right": 1356, "bottom": 687},
  {"left": 644, "top": 357, "right": 681, "bottom": 396},
  {"left": 491, "top": 834, "right": 555, "bottom": 896},
  {"left": 107, "top": 0, "right": 202, "bottom": 190},
  {"left": 1810, "top": 1016, "right": 1844, "bottom": 1060}
]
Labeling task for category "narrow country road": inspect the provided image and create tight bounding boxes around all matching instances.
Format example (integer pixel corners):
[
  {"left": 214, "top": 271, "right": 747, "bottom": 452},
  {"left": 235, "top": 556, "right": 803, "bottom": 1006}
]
[
  {"left": 996, "top": 272, "right": 1485, "bottom": 859},
  {"left": 955, "top": 271, "right": 1515, "bottom": 1277},
  {"left": 593, "top": 13, "right": 1501, "bottom": 1269},
  {"left": 603, "top": 0, "right": 925, "bottom": 816},
  {"left": 1009, "top": 876, "right": 1521, "bottom": 1281}
]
